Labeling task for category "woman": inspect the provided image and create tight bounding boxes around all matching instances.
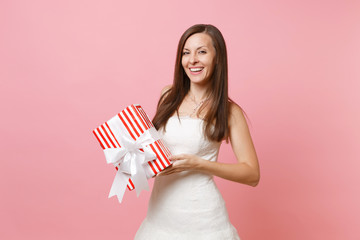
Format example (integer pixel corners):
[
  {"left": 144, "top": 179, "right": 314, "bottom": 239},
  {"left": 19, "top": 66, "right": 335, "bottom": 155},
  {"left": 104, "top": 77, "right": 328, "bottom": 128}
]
[{"left": 134, "top": 24, "right": 260, "bottom": 240}]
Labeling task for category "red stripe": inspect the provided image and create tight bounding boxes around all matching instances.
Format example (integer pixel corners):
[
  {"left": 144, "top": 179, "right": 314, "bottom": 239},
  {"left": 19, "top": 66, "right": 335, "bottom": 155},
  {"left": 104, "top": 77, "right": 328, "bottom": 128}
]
[
  {"left": 164, "top": 141, "right": 171, "bottom": 156},
  {"left": 155, "top": 141, "right": 171, "bottom": 165},
  {"left": 127, "top": 182, "right": 134, "bottom": 190},
  {"left": 116, "top": 166, "right": 133, "bottom": 190},
  {"left": 148, "top": 161, "right": 157, "bottom": 175},
  {"left": 123, "top": 110, "right": 140, "bottom": 138},
  {"left": 149, "top": 144, "right": 166, "bottom": 169},
  {"left": 105, "top": 122, "right": 121, "bottom": 148},
  {"left": 141, "top": 108, "right": 153, "bottom": 127},
  {"left": 118, "top": 113, "right": 136, "bottom": 140},
  {"left": 101, "top": 125, "right": 116, "bottom": 148},
  {"left": 131, "top": 105, "right": 148, "bottom": 130},
  {"left": 97, "top": 127, "right": 111, "bottom": 148},
  {"left": 136, "top": 106, "right": 152, "bottom": 128},
  {"left": 93, "top": 130, "right": 105, "bottom": 149},
  {"left": 127, "top": 107, "right": 144, "bottom": 134},
  {"left": 153, "top": 159, "right": 162, "bottom": 172},
  {"left": 129, "top": 179, "right": 135, "bottom": 189},
  {"left": 159, "top": 140, "right": 171, "bottom": 157}
]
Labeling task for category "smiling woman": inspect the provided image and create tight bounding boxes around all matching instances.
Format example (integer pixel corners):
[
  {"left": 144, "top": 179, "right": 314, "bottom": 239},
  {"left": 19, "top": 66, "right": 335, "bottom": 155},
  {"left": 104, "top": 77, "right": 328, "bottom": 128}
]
[{"left": 134, "top": 24, "right": 260, "bottom": 240}]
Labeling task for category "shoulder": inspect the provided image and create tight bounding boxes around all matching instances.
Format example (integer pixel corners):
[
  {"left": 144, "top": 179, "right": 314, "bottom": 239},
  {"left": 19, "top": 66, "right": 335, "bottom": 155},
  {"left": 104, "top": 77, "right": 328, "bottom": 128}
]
[
  {"left": 161, "top": 85, "right": 172, "bottom": 96},
  {"left": 228, "top": 101, "right": 248, "bottom": 129},
  {"left": 158, "top": 84, "right": 172, "bottom": 105}
]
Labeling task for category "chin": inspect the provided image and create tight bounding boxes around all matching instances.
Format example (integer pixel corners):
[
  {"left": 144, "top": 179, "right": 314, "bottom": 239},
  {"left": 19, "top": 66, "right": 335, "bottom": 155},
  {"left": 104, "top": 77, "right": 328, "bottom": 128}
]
[{"left": 189, "top": 77, "right": 210, "bottom": 85}]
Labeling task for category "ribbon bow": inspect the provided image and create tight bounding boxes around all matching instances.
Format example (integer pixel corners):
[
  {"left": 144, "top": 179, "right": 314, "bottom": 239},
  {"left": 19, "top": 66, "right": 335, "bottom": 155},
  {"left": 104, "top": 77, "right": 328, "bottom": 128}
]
[{"left": 103, "top": 117, "right": 160, "bottom": 203}]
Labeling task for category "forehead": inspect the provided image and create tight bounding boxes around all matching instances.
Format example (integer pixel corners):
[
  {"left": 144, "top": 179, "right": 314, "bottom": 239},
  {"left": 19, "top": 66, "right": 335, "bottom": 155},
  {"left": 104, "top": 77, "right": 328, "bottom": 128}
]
[{"left": 183, "top": 33, "right": 213, "bottom": 49}]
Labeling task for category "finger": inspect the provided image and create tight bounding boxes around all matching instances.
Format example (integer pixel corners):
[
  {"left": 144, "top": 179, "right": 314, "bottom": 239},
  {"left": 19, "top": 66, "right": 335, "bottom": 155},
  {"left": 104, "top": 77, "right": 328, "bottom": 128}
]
[
  {"left": 159, "top": 169, "right": 170, "bottom": 175},
  {"left": 172, "top": 161, "right": 183, "bottom": 167},
  {"left": 170, "top": 154, "right": 186, "bottom": 161},
  {"left": 170, "top": 156, "right": 178, "bottom": 161},
  {"left": 163, "top": 165, "right": 181, "bottom": 174},
  {"left": 158, "top": 166, "right": 173, "bottom": 175},
  {"left": 159, "top": 169, "right": 174, "bottom": 175}
]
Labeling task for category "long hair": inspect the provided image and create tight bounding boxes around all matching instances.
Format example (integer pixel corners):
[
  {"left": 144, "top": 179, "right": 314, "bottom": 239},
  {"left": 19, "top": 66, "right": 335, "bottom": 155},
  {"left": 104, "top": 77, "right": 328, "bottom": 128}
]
[{"left": 153, "top": 24, "right": 239, "bottom": 142}]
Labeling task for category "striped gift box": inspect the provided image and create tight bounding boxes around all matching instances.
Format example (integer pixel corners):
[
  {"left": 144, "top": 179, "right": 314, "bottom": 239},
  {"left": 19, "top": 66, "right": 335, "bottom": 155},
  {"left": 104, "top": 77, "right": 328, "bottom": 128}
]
[{"left": 93, "top": 104, "right": 172, "bottom": 191}]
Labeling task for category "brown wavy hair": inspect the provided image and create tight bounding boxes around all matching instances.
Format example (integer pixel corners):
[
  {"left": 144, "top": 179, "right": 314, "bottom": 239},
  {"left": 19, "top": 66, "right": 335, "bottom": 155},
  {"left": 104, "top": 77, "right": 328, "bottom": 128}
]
[{"left": 153, "top": 24, "right": 242, "bottom": 142}]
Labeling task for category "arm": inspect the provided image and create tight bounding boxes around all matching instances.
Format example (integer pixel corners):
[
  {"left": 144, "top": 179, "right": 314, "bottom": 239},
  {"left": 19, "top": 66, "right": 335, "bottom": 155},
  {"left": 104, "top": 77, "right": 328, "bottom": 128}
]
[
  {"left": 159, "top": 103, "right": 260, "bottom": 187},
  {"left": 201, "top": 103, "right": 260, "bottom": 186}
]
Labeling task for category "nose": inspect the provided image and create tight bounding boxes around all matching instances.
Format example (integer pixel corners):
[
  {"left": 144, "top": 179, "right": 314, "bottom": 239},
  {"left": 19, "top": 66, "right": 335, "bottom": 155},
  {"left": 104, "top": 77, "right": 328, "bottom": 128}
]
[{"left": 189, "top": 53, "right": 199, "bottom": 64}]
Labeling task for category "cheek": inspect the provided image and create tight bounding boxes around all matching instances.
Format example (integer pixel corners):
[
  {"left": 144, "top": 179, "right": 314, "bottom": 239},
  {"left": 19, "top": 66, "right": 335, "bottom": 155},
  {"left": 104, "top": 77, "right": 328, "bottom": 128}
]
[
  {"left": 204, "top": 54, "right": 214, "bottom": 65},
  {"left": 181, "top": 57, "right": 187, "bottom": 69},
  {"left": 205, "top": 57, "right": 215, "bottom": 70},
  {"left": 206, "top": 60, "right": 216, "bottom": 75}
]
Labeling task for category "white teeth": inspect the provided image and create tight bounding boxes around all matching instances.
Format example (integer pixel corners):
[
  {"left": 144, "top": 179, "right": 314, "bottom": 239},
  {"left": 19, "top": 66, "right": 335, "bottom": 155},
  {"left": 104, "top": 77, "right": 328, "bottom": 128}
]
[{"left": 190, "top": 68, "right": 203, "bottom": 72}]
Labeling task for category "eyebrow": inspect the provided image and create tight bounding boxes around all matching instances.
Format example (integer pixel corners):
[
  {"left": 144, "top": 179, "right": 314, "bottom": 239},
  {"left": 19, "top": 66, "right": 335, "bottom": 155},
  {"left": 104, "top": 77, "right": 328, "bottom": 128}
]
[{"left": 183, "top": 46, "right": 207, "bottom": 51}]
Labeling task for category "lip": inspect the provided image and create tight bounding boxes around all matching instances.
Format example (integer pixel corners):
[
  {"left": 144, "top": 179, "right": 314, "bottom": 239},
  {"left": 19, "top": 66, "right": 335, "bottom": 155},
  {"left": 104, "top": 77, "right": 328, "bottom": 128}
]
[{"left": 188, "top": 67, "right": 204, "bottom": 75}]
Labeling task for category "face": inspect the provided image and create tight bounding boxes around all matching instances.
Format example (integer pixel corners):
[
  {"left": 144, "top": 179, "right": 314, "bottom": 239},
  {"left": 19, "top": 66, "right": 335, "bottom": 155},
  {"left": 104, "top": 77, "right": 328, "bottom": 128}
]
[{"left": 181, "top": 33, "right": 216, "bottom": 86}]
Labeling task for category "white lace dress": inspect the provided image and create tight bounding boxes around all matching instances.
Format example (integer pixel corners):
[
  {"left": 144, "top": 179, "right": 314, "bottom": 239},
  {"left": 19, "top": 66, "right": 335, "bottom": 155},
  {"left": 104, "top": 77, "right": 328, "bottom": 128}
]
[{"left": 134, "top": 116, "right": 241, "bottom": 240}]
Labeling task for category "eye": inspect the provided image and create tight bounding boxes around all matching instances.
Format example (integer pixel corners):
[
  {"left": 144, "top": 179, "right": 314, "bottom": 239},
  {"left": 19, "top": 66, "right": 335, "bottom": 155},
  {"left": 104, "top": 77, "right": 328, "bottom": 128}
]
[
  {"left": 199, "top": 50, "right": 207, "bottom": 54},
  {"left": 182, "top": 51, "right": 190, "bottom": 55}
]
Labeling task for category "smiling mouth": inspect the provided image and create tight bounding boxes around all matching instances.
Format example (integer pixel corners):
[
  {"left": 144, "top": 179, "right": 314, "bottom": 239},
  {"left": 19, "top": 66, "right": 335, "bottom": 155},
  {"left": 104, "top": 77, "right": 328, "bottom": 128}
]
[{"left": 189, "top": 67, "right": 204, "bottom": 72}]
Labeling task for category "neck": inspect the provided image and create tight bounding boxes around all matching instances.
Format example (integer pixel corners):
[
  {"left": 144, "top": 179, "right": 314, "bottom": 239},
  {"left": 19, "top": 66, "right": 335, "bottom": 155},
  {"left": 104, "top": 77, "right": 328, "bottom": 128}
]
[{"left": 189, "top": 83, "right": 209, "bottom": 102}]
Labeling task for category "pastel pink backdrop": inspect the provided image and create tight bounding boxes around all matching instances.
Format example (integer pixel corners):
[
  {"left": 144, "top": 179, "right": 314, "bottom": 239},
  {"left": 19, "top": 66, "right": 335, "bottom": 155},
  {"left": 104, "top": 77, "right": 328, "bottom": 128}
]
[{"left": 1, "top": 0, "right": 359, "bottom": 239}]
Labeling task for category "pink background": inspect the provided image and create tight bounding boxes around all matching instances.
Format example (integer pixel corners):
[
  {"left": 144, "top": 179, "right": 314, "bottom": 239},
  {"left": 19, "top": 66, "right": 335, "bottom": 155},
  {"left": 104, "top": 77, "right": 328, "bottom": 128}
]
[{"left": 1, "top": 0, "right": 359, "bottom": 239}]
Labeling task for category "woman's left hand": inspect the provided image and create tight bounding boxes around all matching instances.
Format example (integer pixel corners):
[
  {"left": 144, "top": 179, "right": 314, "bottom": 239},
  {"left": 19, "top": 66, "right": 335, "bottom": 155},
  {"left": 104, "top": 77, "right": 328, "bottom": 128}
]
[{"left": 157, "top": 154, "right": 203, "bottom": 176}]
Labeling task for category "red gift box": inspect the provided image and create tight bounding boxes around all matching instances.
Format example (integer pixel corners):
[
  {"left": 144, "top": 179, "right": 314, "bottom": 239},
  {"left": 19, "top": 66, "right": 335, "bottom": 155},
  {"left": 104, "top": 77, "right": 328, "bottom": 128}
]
[{"left": 93, "top": 104, "right": 172, "bottom": 203}]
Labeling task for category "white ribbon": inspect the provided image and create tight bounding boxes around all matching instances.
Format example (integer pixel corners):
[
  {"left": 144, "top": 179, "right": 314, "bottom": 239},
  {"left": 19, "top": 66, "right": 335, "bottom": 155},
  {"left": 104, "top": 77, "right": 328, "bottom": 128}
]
[{"left": 103, "top": 116, "right": 161, "bottom": 203}]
